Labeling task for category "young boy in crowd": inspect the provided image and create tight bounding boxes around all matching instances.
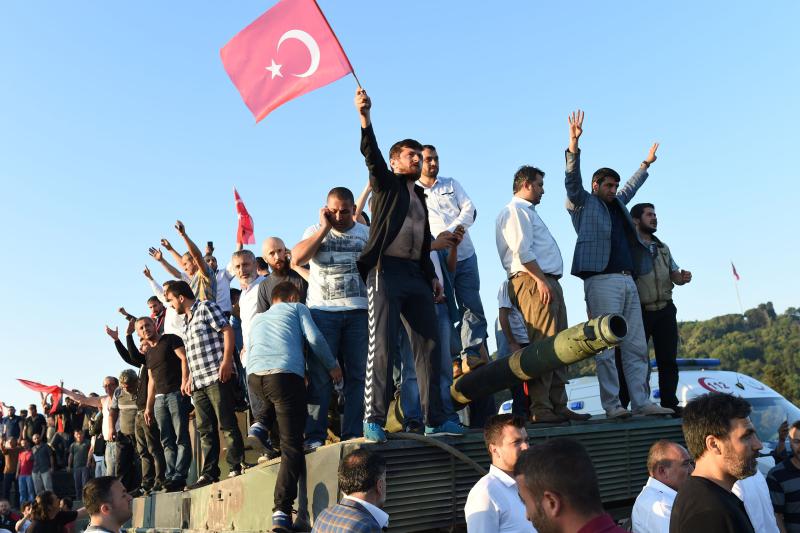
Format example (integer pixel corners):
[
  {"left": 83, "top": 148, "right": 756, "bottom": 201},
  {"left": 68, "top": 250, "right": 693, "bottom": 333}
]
[{"left": 246, "top": 281, "right": 342, "bottom": 532}]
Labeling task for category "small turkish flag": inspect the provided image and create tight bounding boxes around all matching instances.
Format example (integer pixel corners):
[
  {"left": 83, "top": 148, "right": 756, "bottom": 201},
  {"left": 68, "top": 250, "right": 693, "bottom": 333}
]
[
  {"left": 234, "top": 188, "right": 256, "bottom": 245},
  {"left": 220, "top": 0, "right": 354, "bottom": 122},
  {"left": 731, "top": 262, "right": 741, "bottom": 281},
  {"left": 18, "top": 379, "right": 62, "bottom": 414}
]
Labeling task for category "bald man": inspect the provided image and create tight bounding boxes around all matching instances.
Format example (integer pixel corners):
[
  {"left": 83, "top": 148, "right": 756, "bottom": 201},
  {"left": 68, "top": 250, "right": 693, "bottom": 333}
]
[
  {"left": 256, "top": 237, "right": 308, "bottom": 313},
  {"left": 632, "top": 440, "right": 693, "bottom": 533}
]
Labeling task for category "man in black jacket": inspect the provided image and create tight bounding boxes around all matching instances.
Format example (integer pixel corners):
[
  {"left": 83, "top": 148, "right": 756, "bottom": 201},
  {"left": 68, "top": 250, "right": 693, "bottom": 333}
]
[
  {"left": 106, "top": 319, "right": 167, "bottom": 495},
  {"left": 354, "top": 88, "right": 465, "bottom": 443}
]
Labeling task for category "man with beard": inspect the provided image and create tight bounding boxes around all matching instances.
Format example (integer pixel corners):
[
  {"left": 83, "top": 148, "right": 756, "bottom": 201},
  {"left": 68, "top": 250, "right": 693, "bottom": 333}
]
[
  {"left": 670, "top": 393, "right": 761, "bottom": 532},
  {"left": 146, "top": 296, "right": 166, "bottom": 334},
  {"left": 256, "top": 238, "right": 307, "bottom": 313},
  {"left": 353, "top": 88, "right": 464, "bottom": 443},
  {"left": 465, "top": 415, "right": 534, "bottom": 532},
  {"left": 767, "top": 420, "right": 800, "bottom": 532},
  {"left": 564, "top": 110, "right": 672, "bottom": 419},
  {"left": 417, "top": 145, "right": 487, "bottom": 369},
  {"left": 616, "top": 203, "right": 692, "bottom": 414},
  {"left": 514, "top": 437, "right": 625, "bottom": 532},
  {"left": 164, "top": 280, "right": 245, "bottom": 488}
]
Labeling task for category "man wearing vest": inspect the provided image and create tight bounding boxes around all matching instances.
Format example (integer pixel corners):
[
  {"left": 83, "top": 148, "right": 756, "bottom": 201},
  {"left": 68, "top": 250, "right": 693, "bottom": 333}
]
[{"left": 619, "top": 203, "right": 691, "bottom": 414}]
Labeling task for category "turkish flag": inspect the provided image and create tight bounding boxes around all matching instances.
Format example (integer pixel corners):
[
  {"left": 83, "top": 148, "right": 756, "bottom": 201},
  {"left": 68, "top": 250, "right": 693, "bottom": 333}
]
[
  {"left": 731, "top": 262, "right": 741, "bottom": 281},
  {"left": 221, "top": 0, "right": 354, "bottom": 122},
  {"left": 17, "top": 379, "right": 62, "bottom": 414},
  {"left": 234, "top": 187, "right": 256, "bottom": 245}
]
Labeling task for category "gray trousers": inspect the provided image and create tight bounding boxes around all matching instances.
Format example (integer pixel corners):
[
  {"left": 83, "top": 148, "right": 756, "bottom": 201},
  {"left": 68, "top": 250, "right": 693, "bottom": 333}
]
[{"left": 584, "top": 274, "right": 650, "bottom": 411}]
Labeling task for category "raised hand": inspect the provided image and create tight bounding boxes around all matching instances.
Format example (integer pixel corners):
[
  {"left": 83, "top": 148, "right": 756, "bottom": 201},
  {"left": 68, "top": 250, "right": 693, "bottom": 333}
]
[
  {"left": 175, "top": 220, "right": 186, "bottom": 236},
  {"left": 125, "top": 318, "right": 136, "bottom": 336},
  {"left": 354, "top": 88, "right": 371, "bottom": 115},
  {"left": 568, "top": 110, "right": 584, "bottom": 142},
  {"left": 148, "top": 247, "right": 163, "bottom": 261},
  {"left": 160, "top": 238, "right": 173, "bottom": 250},
  {"left": 143, "top": 265, "right": 153, "bottom": 280},
  {"left": 644, "top": 142, "right": 659, "bottom": 165},
  {"left": 104, "top": 325, "right": 119, "bottom": 341}
]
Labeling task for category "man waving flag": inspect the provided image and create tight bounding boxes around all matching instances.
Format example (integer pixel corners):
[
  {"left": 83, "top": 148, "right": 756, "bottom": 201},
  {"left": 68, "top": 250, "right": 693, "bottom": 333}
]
[{"left": 221, "top": 0, "right": 355, "bottom": 122}]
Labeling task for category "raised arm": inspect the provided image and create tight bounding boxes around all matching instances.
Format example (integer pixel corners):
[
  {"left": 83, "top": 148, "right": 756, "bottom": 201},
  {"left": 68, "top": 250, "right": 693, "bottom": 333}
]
[
  {"left": 149, "top": 247, "right": 183, "bottom": 280},
  {"left": 353, "top": 181, "right": 372, "bottom": 221},
  {"left": 565, "top": 110, "right": 589, "bottom": 207},
  {"left": 292, "top": 210, "right": 334, "bottom": 267},
  {"left": 355, "top": 89, "right": 394, "bottom": 193},
  {"left": 60, "top": 389, "right": 101, "bottom": 409},
  {"left": 160, "top": 238, "right": 184, "bottom": 265},
  {"left": 617, "top": 143, "right": 658, "bottom": 205},
  {"left": 105, "top": 324, "right": 137, "bottom": 367},
  {"left": 175, "top": 220, "right": 210, "bottom": 279}
]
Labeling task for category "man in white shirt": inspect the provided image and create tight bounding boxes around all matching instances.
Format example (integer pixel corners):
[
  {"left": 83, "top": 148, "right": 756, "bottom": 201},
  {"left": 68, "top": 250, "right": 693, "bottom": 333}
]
[
  {"left": 204, "top": 250, "right": 234, "bottom": 315},
  {"left": 496, "top": 280, "right": 531, "bottom": 418},
  {"left": 495, "top": 165, "right": 587, "bottom": 423},
  {"left": 631, "top": 440, "right": 693, "bottom": 533},
  {"left": 464, "top": 414, "right": 535, "bottom": 532},
  {"left": 143, "top": 268, "right": 185, "bottom": 341},
  {"left": 228, "top": 249, "right": 269, "bottom": 451},
  {"left": 733, "top": 472, "right": 780, "bottom": 533},
  {"left": 417, "top": 145, "right": 487, "bottom": 366},
  {"left": 292, "top": 187, "right": 370, "bottom": 448}
]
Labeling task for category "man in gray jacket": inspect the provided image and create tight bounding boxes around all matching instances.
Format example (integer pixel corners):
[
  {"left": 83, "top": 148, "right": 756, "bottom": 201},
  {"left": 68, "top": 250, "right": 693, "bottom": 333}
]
[{"left": 564, "top": 110, "right": 673, "bottom": 419}]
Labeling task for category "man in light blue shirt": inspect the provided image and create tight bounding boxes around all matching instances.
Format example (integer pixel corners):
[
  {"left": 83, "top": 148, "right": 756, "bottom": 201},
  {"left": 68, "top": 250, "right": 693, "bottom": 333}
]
[{"left": 246, "top": 281, "right": 342, "bottom": 531}]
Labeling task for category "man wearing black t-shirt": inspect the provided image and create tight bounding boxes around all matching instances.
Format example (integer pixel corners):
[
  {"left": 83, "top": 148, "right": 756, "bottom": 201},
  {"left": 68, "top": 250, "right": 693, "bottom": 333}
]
[
  {"left": 137, "top": 316, "right": 191, "bottom": 493},
  {"left": 255, "top": 237, "right": 307, "bottom": 313},
  {"left": 670, "top": 393, "right": 762, "bottom": 533}
]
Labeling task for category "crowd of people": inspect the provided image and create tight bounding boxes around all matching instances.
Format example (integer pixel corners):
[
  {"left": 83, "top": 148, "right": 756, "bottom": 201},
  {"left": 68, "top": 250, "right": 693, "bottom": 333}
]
[{"left": 0, "top": 87, "right": 735, "bottom": 533}]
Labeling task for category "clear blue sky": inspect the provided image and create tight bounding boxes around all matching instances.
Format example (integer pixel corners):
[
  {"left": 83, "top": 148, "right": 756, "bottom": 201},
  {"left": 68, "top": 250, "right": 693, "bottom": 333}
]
[{"left": 1, "top": 1, "right": 798, "bottom": 409}]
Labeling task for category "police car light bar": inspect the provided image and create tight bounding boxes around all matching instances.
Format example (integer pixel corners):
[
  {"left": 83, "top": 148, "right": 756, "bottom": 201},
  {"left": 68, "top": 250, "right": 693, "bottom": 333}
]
[{"left": 650, "top": 358, "right": 722, "bottom": 368}]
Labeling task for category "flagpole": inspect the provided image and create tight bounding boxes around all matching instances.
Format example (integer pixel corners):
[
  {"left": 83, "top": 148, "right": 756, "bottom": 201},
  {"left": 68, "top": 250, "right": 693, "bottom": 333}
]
[
  {"left": 311, "top": 0, "right": 363, "bottom": 88},
  {"left": 731, "top": 260, "right": 744, "bottom": 315}
]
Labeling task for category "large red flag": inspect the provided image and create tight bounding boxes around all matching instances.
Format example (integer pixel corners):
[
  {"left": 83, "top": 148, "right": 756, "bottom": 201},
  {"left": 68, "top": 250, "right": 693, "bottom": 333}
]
[
  {"left": 234, "top": 187, "right": 256, "bottom": 245},
  {"left": 17, "top": 379, "right": 62, "bottom": 414},
  {"left": 221, "top": 0, "right": 354, "bottom": 122}
]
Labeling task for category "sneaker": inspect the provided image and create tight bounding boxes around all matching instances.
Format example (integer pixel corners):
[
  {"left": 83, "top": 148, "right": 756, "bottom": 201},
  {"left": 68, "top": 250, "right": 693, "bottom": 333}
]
[
  {"left": 271, "top": 511, "right": 293, "bottom": 532},
  {"left": 303, "top": 440, "right": 323, "bottom": 452},
  {"left": 363, "top": 422, "right": 387, "bottom": 443},
  {"left": 403, "top": 420, "right": 424, "bottom": 434},
  {"left": 228, "top": 466, "right": 243, "bottom": 478},
  {"left": 293, "top": 509, "right": 311, "bottom": 532},
  {"left": 633, "top": 403, "right": 675, "bottom": 416},
  {"left": 162, "top": 478, "right": 186, "bottom": 493},
  {"left": 425, "top": 420, "right": 467, "bottom": 437},
  {"left": 248, "top": 422, "right": 272, "bottom": 449},
  {"left": 606, "top": 407, "right": 632, "bottom": 419},
  {"left": 185, "top": 474, "right": 217, "bottom": 491},
  {"left": 129, "top": 487, "right": 146, "bottom": 498}
]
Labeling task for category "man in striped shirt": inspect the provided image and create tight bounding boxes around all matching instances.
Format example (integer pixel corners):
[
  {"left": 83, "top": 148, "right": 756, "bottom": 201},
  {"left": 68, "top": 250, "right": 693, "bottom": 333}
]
[{"left": 767, "top": 420, "right": 800, "bottom": 532}]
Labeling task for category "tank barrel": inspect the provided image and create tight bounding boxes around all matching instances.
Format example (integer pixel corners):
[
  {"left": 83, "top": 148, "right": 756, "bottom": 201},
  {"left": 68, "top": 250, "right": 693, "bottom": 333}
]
[{"left": 451, "top": 313, "right": 627, "bottom": 407}]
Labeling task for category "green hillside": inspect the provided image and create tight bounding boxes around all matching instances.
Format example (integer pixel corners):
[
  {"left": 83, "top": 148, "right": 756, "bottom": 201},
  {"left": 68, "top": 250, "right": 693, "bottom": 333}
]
[{"left": 567, "top": 302, "right": 800, "bottom": 404}]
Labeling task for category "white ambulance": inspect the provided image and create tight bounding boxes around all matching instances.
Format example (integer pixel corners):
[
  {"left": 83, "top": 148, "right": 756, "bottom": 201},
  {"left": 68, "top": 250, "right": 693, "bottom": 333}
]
[{"left": 500, "top": 358, "right": 800, "bottom": 472}]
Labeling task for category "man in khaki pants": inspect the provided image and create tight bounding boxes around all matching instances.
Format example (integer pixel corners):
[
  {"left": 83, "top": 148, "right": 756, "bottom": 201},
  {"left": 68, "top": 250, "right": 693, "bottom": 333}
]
[{"left": 495, "top": 166, "right": 590, "bottom": 424}]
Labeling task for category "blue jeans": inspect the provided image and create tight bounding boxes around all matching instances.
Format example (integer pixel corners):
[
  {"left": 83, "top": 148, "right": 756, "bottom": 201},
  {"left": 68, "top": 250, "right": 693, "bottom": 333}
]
[
  {"left": 154, "top": 391, "right": 191, "bottom": 482},
  {"left": 18, "top": 475, "right": 34, "bottom": 503},
  {"left": 400, "top": 303, "right": 458, "bottom": 425},
  {"left": 306, "top": 309, "right": 368, "bottom": 443},
  {"left": 453, "top": 254, "right": 487, "bottom": 358}
]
